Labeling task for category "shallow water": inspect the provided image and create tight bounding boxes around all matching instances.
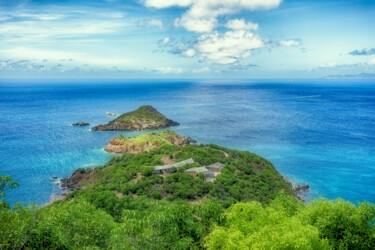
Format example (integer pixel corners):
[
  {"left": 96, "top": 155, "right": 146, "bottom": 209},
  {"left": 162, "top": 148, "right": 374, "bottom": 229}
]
[{"left": 1, "top": 79, "right": 374, "bottom": 205}]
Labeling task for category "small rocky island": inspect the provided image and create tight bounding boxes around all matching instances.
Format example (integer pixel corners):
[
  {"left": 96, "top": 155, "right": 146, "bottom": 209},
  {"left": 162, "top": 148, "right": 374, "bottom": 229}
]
[
  {"left": 72, "top": 122, "right": 90, "bottom": 126},
  {"left": 92, "top": 105, "right": 179, "bottom": 131},
  {"left": 104, "top": 130, "right": 196, "bottom": 154}
]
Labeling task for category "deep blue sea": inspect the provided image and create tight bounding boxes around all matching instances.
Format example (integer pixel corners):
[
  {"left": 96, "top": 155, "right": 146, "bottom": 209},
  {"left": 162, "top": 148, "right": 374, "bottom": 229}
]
[{"left": 1, "top": 79, "right": 375, "bottom": 206}]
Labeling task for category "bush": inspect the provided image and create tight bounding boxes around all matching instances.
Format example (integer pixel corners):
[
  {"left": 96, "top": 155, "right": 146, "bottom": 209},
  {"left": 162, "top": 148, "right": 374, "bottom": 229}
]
[
  {"left": 150, "top": 191, "right": 162, "bottom": 200},
  {"left": 299, "top": 199, "right": 375, "bottom": 249},
  {"left": 141, "top": 167, "right": 154, "bottom": 177},
  {"left": 205, "top": 200, "right": 329, "bottom": 249}
]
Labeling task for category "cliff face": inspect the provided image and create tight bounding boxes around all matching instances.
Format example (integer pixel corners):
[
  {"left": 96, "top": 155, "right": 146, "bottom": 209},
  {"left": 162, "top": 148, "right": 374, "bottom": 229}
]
[
  {"left": 104, "top": 131, "right": 196, "bottom": 154},
  {"left": 92, "top": 105, "right": 179, "bottom": 131}
]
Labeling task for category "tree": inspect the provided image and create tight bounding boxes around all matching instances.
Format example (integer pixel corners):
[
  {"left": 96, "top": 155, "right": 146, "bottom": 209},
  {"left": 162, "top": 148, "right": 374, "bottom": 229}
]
[
  {"left": 205, "top": 196, "right": 330, "bottom": 249},
  {"left": 0, "top": 176, "right": 19, "bottom": 199}
]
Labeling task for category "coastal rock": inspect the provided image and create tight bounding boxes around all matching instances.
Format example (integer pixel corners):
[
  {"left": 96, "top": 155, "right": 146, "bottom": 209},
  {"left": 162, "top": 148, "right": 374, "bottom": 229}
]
[
  {"left": 60, "top": 168, "right": 96, "bottom": 193},
  {"left": 72, "top": 122, "right": 90, "bottom": 126},
  {"left": 104, "top": 131, "right": 195, "bottom": 154},
  {"left": 294, "top": 183, "right": 310, "bottom": 192},
  {"left": 92, "top": 105, "right": 179, "bottom": 131},
  {"left": 106, "top": 112, "right": 117, "bottom": 117}
]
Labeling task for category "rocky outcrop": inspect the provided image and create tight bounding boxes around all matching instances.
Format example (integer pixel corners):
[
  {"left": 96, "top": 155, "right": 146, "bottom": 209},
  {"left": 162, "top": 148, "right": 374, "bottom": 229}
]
[
  {"left": 104, "top": 132, "right": 196, "bottom": 154},
  {"left": 293, "top": 183, "right": 310, "bottom": 192},
  {"left": 92, "top": 105, "right": 179, "bottom": 131},
  {"left": 104, "top": 139, "right": 159, "bottom": 154},
  {"left": 72, "top": 122, "right": 90, "bottom": 126},
  {"left": 106, "top": 112, "right": 117, "bottom": 117},
  {"left": 164, "top": 134, "right": 196, "bottom": 146},
  {"left": 60, "top": 169, "right": 96, "bottom": 193}
]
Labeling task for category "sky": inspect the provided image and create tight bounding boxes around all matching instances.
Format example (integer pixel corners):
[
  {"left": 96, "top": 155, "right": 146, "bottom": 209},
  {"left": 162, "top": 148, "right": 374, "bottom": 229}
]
[{"left": 0, "top": 0, "right": 374, "bottom": 79}]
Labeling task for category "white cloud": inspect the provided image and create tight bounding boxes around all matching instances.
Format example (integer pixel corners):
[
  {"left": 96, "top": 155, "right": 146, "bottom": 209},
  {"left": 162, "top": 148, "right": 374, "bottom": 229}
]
[
  {"left": 144, "top": 0, "right": 282, "bottom": 33},
  {"left": 139, "top": 18, "right": 163, "bottom": 29},
  {"left": 280, "top": 39, "right": 301, "bottom": 47},
  {"left": 225, "top": 18, "right": 259, "bottom": 31},
  {"left": 0, "top": 20, "right": 129, "bottom": 39},
  {"left": 161, "top": 37, "right": 170, "bottom": 45},
  {"left": 368, "top": 58, "right": 375, "bottom": 65},
  {"left": 319, "top": 62, "right": 337, "bottom": 68},
  {"left": 143, "top": 0, "right": 193, "bottom": 9},
  {"left": 183, "top": 48, "right": 196, "bottom": 57},
  {"left": 155, "top": 66, "right": 184, "bottom": 74},
  {"left": 145, "top": 0, "right": 281, "bottom": 65},
  {"left": 193, "top": 30, "right": 263, "bottom": 64},
  {"left": 0, "top": 47, "right": 134, "bottom": 70},
  {"left": 15, "top": 13, "right": 66, "bottom": 21},
  {"left": 193, "top": 67, "right": 210, "bottom": 73}
]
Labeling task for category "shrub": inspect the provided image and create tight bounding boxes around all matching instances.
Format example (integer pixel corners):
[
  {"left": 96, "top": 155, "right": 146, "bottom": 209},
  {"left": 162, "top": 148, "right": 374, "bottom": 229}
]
[{"left": 141, "top": 167, "right": 154, "bottom": 177}]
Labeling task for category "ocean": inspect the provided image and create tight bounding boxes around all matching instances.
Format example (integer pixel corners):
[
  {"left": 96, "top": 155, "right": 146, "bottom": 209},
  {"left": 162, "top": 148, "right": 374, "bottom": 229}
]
[{"left": 1, "top": 79, "right": 375, "bottom": 206}]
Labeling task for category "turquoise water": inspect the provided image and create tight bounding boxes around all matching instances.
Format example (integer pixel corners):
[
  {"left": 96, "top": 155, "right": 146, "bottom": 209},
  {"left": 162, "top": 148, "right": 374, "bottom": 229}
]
[{"left": 1, "top": 79, "right": 375, "bottom": 205}]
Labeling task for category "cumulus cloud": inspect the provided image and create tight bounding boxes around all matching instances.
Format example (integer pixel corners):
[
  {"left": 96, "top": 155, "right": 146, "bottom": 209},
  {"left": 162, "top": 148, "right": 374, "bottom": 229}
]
[
  {"left": 144, "top": 0, "right": 284, "bottom": 66},
  {"left": 193, "top": 30, "right": 263, "bottom": 64},
  {"left": 155, "top": 66, "right": 184, "bottom": 74},
  {"left": 143, "top": 0, "right": 281, "bottom": 33},
  {"left": 225, "top": 18, "right": 259, "bottom": 30},
  {"left": 349, "top": 48, "right": 375, "bottom": 56}
]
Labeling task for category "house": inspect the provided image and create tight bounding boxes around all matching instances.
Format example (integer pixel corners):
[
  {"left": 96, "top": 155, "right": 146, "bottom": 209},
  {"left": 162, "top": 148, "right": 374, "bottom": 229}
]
[
  {"left": 184, "top": 166, "right": 215, "bottom": 182},
  {"left": 152, "top": 158, "right": 195, "bottom": 174},
  {"left": 206, "top": 162, "right": 226, "bottom": 172}
]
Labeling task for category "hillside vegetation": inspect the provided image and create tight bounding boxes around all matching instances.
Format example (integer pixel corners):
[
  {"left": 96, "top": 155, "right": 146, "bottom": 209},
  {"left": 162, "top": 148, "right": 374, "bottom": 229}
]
[
  {"left": 1, "top": 132, "right": 374, "bottom": 249},
  {"left": 104, "top": 131, "right": 195, "bottom": 154}
]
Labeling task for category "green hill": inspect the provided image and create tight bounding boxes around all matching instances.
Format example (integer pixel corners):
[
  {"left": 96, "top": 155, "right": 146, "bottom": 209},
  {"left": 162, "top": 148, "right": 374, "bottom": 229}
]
[{"left": 1, "top": 132, "right": 374, "bottom": 249}]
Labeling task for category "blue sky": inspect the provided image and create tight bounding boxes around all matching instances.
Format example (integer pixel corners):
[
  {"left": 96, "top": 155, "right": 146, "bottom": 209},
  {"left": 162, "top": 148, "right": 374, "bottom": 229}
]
[{"left": 0, "top": 0, "right": 374, "bottom": 79}]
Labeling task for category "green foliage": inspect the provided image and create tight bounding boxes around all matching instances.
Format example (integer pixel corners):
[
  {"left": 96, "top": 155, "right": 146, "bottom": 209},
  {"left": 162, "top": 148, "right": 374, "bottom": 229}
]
[
  {"left": 205, "top": 199, "right": 329, "bottom": 249},
  {"left": 32, "top": 199, "right": 115, "bottom": 249},
  {"left": 0, "top": 176, "right": 19, "bottom": 198},
  {"left": 110, "top": 200, "right": 204, "bottom": 249},
  {"left": 141, "top": 166, "right": 154, "bottom": 177},
  {"left": 2, "top": 136, "right": 374, "bottom": 249},
  {"left": 299, "top": 198, "right": 375, "bottom": 249},
  {"left": 205, "top": 194, "right": 375, "bottom": 250}
]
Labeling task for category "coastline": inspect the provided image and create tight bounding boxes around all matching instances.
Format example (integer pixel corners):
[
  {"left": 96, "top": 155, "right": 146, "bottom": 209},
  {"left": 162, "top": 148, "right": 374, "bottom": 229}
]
[{"left": 49, "top": 139, "right": 311, "bottom": 205}]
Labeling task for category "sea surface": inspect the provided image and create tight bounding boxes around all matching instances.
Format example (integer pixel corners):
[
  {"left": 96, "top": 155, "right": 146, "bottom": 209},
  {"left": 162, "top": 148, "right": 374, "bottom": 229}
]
[{"left": 1, "top": 79, "right": 375, "bottom": 206}]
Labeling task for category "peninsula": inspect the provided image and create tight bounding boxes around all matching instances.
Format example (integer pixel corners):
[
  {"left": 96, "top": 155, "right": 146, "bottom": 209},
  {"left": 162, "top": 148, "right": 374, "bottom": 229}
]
[
  {"left": 2, "top": 131, "right": 374, "bottom": 249},
  {"left": 92, "top": 105, "right": 179, "bottom": 131}
]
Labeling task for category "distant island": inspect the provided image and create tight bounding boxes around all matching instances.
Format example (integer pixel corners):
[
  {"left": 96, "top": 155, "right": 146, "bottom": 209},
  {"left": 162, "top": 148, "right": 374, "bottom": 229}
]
[
  {"left": 324, "top": 72, "right": 375, "bottom": 79},
  {"left": 92, "top": 105, "right": 179, "bottom": 131}
]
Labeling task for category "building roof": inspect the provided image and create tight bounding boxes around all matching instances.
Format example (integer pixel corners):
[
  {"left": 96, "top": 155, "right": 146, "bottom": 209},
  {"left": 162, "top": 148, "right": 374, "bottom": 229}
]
[
  {"left": 206, "top": 162, "right": 226, "bottom": 170},
  {"left": 154, "top": 158, "right": 194, "bottom": 171},
  {"left": 184, "top": 167, "right": 208, "bottom": 173}
]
